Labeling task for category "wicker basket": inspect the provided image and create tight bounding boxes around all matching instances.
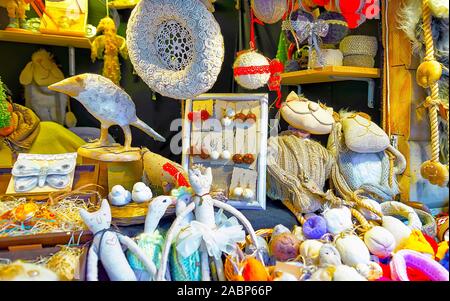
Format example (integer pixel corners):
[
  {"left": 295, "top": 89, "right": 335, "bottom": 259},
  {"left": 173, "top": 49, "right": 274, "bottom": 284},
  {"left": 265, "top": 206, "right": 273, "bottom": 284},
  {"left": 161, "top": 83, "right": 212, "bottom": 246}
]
[
  {"left": 339, "top": 35, "right": 378, "bottom": 57},
  {"left": 343, "top": 54, "right": 375, "bottom": 68},
  {"left": 110, "top": 201, "right": 176, "bottom": 226}
]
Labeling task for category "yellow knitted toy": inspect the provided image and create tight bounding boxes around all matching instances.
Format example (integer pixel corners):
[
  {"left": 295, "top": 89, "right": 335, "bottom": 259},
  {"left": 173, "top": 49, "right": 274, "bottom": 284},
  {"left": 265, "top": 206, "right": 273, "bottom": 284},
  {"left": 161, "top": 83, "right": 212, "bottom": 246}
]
[{"left": 395, "top": 229, "right": 435, "bottom": 256}]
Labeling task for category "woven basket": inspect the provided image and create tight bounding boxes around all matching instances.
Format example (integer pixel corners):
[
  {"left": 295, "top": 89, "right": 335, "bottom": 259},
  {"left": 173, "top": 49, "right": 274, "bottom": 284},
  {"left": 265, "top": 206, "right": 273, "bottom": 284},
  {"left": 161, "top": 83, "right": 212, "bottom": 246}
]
[
  {"left": 343, "top": 54, "right": 375, "bottom": 68},
  {"left": 339, "top": 35, "right": 378, "bottom": 57},
  {"left": 224, "top": 228, "right": 273, "bottom": 281}
]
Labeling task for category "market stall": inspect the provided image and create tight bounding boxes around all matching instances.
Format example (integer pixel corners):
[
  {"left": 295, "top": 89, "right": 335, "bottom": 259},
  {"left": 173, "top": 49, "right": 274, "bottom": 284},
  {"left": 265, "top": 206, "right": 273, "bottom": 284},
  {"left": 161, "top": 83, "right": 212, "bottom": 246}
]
[{"left": 0, "top": 0, "right": 448, "bottom": 282}]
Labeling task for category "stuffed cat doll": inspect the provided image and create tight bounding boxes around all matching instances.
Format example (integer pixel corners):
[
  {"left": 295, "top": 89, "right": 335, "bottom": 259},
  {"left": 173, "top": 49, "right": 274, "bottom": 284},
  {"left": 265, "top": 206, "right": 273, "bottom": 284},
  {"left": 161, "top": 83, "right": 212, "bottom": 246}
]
[{"left": 80, "top": 199, "right": 156, "bottom": 281}]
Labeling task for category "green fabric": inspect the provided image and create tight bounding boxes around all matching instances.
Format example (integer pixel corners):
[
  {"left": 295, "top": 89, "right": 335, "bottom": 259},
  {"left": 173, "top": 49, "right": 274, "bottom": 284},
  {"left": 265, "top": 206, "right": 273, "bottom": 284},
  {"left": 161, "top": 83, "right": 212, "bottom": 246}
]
[
  {"left": 276, "top": 31, "right": 288, "bottom": 65},
  {"left": 127, "top": 230, "right": 165, "bottom": 271}
]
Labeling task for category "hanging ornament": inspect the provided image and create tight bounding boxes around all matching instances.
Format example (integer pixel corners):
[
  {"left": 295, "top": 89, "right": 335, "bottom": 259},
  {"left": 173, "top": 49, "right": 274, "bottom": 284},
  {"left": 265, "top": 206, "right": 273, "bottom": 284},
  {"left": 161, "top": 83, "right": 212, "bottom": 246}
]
[
  {"left": 284, "top": 9, "right": 315, "bottom": 44},
  {"left": 318, "top": 11, "right": 348, "bottom": 45},
  {"left": 233, "top": 50, "right": 271, "bottom": 90},
  {"left": 251, "top": 0, "right": 288, "bottom": 24}
]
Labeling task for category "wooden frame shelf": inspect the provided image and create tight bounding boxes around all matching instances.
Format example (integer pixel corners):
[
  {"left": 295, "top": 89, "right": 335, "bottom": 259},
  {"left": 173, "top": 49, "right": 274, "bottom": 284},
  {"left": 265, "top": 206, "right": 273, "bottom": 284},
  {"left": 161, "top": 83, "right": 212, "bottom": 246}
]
[
  {"left": 281, "top": 66, "right": 381, "bottom": 85},
  {"left": 0, "top": 30, "right": 92, "bottom": 49}
]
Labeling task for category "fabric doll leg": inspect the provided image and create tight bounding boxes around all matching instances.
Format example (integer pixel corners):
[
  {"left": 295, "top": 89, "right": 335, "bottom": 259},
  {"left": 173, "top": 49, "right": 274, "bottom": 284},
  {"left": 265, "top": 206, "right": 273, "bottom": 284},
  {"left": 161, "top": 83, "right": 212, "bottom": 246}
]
[
  {"left": 213, "top": 257, "right": 225, "bottom": 281},
  {"left": 86, "top": 245, "right": 99, "bottom": 281},
  {"left": 200, "top": 243, "right": 211, "bottom": 281}
]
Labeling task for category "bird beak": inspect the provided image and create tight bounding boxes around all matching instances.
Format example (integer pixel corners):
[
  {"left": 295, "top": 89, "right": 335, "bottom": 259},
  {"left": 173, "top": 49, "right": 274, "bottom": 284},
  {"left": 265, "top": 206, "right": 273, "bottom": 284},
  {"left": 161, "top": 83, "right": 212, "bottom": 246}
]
[
  {"left": 48, "top": 75, "right": 86, "bottom": 97},
  {"left": 171, "top": 197, "right": 177, "bottom": 206}
]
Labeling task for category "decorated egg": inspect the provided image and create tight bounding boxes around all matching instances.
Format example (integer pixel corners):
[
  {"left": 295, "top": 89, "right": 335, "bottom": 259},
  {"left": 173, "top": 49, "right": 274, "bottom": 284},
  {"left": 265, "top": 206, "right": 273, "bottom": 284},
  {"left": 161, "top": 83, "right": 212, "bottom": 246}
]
[
  {"left": 299, "top": 240, "right": 323, "bottom": 265},
  {"left": 364, "top": 226, "right": 396, "bottom": 258},
  {"left": 233, "top": 50, "right": 270, "bottom": 90},
  {"left": 335, "top": 234, "right": 371, "bottom": 267},
  {"left": 251, "top": 0, "right": 288, "bottom": 24},
  {"left": 269, "top": 232, "right": 300, "bottom": 261}
]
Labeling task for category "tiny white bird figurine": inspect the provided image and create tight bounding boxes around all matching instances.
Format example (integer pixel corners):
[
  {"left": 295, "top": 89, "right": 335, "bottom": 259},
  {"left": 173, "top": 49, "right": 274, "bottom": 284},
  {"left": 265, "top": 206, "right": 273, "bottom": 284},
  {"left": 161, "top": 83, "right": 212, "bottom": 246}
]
[
  {"left": 48, "top": 73, "right": 165, "bottom": 151},
  {"left": 109, "top": 185, "right": 132, "bottom": 206},
  {"left": 132, "top": 182, "right": 153, "bottom": 203}
]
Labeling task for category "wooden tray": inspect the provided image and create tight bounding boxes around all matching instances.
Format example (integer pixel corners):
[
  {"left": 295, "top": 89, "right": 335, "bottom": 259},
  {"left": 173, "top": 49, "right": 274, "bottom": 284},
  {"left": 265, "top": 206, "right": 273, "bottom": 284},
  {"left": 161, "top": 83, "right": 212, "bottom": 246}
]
[
  {"left": 0, "top": 245, "right": 88, "bottom": 281},
  {"left": 0, "top": 164, "right": 101, "bottom": 201}
]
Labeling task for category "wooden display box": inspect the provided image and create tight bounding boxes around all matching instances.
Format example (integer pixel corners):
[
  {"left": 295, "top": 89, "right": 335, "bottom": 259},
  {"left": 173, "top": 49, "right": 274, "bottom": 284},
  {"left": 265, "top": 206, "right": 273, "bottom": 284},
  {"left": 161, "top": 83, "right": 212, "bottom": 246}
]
[
  {"left": 0, "top": 164, "right": 101, "bottom": 201},
  {"left": 0, "top": 245, "right": 88, "bottom": 281},
  {"left": 0, "top": 164, "right": 100, "bottom": 249}
]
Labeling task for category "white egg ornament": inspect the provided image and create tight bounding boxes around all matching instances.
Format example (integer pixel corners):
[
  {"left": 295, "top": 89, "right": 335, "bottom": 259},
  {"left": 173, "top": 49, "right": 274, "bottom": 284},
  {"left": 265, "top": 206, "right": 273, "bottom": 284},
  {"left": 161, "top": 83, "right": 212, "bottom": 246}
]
[
  {"left": 299, "top": 240, "right": 323, "bottom": 265},
  {"left": 233, "top": 50, "right": 270, "bottom": 90},
  {"left": 322, "top": 206, "right": 353, "bottom": 235},
  {"left": 335, "top": 234, "right": 371, "bottom": 267},
  {"left": 364, "top": 226, "right": 396, "bottom": 258},
  {"left": 382, "top": 216, "right": 412, "bottom": 248}
]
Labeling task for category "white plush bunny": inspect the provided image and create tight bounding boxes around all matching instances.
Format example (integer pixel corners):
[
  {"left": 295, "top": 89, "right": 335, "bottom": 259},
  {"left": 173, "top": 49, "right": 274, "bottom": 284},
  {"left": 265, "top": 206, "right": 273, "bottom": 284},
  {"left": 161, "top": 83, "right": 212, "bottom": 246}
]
[{"left": 80, "top": 199, "right": 156, "bottom": 281}]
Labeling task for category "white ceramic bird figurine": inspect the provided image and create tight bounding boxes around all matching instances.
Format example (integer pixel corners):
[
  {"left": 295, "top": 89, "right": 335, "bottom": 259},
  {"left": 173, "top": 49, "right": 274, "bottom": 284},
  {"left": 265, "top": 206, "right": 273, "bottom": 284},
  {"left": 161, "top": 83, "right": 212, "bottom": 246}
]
[
  {"left": 132, "top": 182, "right": 153, "bottom": 203},
  {"left": 109, "top": 185, "right": 132, "bottom": 207},
  {"left": 127, "top": 195, "right": 176, "bottom": 281},
  {"left": 48, "top": 73, "right": 165, "bottom": 151}
]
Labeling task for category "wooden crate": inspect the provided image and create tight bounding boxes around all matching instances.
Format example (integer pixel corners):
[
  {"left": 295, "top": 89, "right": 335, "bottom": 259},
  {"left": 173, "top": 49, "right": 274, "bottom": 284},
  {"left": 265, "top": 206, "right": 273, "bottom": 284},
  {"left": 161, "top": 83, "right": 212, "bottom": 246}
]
[{"left": 0, "top": 245, "right": 88, "bottom": 281}]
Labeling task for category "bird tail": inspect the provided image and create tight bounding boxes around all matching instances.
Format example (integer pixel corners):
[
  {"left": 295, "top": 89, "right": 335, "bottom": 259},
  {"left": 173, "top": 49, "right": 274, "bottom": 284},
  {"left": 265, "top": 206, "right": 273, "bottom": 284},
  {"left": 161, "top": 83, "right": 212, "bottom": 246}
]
[{"left": 131, "top": 118, "right": 166, "bottom": 142}]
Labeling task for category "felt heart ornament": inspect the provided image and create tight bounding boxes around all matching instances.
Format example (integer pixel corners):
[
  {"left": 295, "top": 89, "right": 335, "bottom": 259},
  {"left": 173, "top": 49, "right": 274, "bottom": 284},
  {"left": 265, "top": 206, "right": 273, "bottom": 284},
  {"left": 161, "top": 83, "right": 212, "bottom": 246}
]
[
  {"left": 280, "top": 91, "right": 335, "bottom": 135},
  {"left": 335, "top": 234, "right": 371, "bottom": 267},
  {"left": 382, "top": 216, "right": 412, "bottom": 248},
  {"left": 299, "top": 240, "right": 323, "bottom": 265},
  {"left": 333, "top": 265, "right": 367, "bottom": 281},
  {"left": 364, "top": 226, "right": 396, "bottom": 258},
  {"left": 341, "top": 113, "right": 390, "bottom": 153},
  {"left": 322, "top": 206, "right": 353, "bottom": 235}
]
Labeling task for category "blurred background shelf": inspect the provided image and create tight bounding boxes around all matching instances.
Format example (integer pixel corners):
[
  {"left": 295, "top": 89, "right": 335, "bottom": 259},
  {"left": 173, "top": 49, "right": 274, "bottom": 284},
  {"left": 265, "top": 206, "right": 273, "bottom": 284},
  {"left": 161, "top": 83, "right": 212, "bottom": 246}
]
[
  {"left": 0, "top": 30, "right": 92, "bottom": 49},
  {"left": 281, "top": 66, "right": 381, "bottom": 85}
]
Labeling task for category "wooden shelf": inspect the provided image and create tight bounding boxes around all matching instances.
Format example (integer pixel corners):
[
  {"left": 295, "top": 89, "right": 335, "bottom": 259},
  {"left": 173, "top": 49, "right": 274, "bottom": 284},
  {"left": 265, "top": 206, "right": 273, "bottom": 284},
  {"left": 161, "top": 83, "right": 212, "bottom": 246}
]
[
  {"left": 281, "top": 66, "right": 381, "bottom": 85},
  {"left": 0, "top": 30, "right": 92, "bottom": 49}
]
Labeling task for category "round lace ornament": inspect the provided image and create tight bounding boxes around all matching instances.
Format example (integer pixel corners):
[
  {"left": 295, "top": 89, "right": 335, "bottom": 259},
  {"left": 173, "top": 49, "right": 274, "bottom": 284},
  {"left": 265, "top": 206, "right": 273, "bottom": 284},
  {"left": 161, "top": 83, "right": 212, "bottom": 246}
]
[{"left": 127, "top": 0, "right": 224, "bottom": 100}]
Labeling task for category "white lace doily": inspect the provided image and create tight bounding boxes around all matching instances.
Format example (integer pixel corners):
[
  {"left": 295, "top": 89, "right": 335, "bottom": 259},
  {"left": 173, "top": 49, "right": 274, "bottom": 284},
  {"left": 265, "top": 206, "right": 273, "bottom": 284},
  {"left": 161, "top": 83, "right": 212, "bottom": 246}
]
[{"left": 127, "top": 0, "right": 225, "bottom": 100}]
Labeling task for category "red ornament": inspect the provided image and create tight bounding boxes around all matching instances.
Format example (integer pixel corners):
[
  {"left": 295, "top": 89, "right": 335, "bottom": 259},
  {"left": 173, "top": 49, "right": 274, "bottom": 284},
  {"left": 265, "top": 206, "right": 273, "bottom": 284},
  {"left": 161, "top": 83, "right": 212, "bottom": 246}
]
[
  {"left": 335, "top": 0, "right": 366, "bottom": 29},
  {"left": 313, "top": 0, "right": 330, "bottom": 6},
  {"left": 200, "top": 109, "right": 210, "bottom": 121},
  {"left": 268, "top": 59, "right": 284, "bottom": 109},
  {"left": 187, "top": 112, "right": 194, "bottom": 121}
]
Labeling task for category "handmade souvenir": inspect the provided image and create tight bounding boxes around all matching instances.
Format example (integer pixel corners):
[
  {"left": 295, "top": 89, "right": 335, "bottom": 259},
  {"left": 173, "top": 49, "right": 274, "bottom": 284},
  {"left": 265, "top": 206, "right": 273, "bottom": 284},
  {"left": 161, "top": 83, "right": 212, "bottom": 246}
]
[
  {"left": 380, "top": 201, "right": 422, "bottom": 231},
  {"left": 108, "top": 185, "right": 132, "bottom": 207},
  {"left": 332, "top": 0, "right": 367, "bottom": 29},
  {"left": 0, "top": 78, "right": 13, "bottom": 136},
  {"left": 8, "top": 153, "right": 77, "bottom": 194},
  {"left": 19, "top": 49, "right": 69, "bottom": 125},
  {"left": 363, "top": 226, "right": 396, "bottom": 258},
  {"left": 251, "top": 0, "right": 288, "bottom": 24},
  {"left": 382, "top": 216, "right": 412, "bottom": 248},
  {"left": 395, "top": 230, "right": 435, "bottom": 256},
  {"left": 390, "top": 249, "right": 449, "bottom": 281},
  {"left": 131, "top": 182, "right": 153, "bottom": 204},
  {"left": 319, "top": 244, "right": 341, "bottom": 267},
  {"left": 39, "top": 0, "right": 88, "bottom": 37},
  {"left": 0, "top": 0, "right": 28, "bottom": 29},
  {"left": 280, "top": 91, "right": 335, "bottom": 135},
  {"left": 49, "top": 74, "right": 165, "bottom": 161},
  {"left": 299, "top": 240, "right": 323, "bottom": 265},
  {"left": 169, "top": 187, "right": 201, "bottom": 281},
  {"left": 340, "top": 35, "right": 378, "bottom": 68},
  {"left": 282, "top": 9, "right": 314, "bottom": 45},
  {"left": 127, "top": 0, "right": 224, "bottom": 100},
  {"left": 317, "top": 11, "right": 349, "bottom": 45},
  {"left": 309, "top": 48, "right": 343, "bottom": 68},
  {"left": 269, "top": 226, "right": 300, "bottom": 262},
  {"left": 335, "top": 234, "right": 371, "bottom": 267},
  {"left": 233, "top": 50, "right": 271, "bottom": 90},
  {"left": 157, "top": 165, "right": 263, "bottom": 281},
  {"left": 436, "top": 215, "right": 449, "bottom": 242},
  {"left": 302, "top": 215, "right": 327, "bottom": 240},
  {"left": 0, "top": 261, "right": 59, "bottom": 281},
  {"left": 322, "top": 206, "right": 353, "bottom": 235},
  {"left": 127, "top": 196, "right": 175, "bottom": 281},
  {"left": 328, "top": 111, "right": 406, "bottom": 203},
  {"left": 182, "top": 94, "right": 268, "bottom": 210},
  {"left": 91, "top": 17, "right": 128, "bottom": 85},
  {"left": 332, "top": 265, "right": 368, "bottom": 281},
  {"left": 80, "top": 199, "right": 156, "bottom": 281}
]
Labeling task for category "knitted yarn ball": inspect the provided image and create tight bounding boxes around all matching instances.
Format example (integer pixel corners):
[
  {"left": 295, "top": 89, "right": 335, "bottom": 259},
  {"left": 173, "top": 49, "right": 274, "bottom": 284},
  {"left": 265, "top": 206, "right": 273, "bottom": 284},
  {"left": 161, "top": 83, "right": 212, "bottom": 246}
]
[
  {"left": 269, "top": 232, "right": 300, "bottom": 262},
  {"left": 233, "top": 50, "right": 270, "bottom": 90},
  {"left": 318, "top": 11, "right": 349, "bottom": 45},
  {"left": 251, "top": 0, "right": 288, "bottom": 24},
  {"left": 285, "top": 10, "right": 315, "bottom": 44},
  {"left": 303, "top": 215, "right": 328, "bottom": 239}
]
